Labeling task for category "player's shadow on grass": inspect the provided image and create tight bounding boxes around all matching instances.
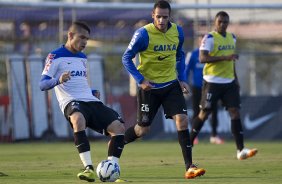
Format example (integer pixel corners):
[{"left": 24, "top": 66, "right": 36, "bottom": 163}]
[{"left": 0, "top": 172, "right": 8, "bottom": 176}]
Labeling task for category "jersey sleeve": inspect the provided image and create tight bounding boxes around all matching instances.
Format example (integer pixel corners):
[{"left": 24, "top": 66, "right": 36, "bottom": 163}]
[
  {"left": 184, "top": 50, "right": 196, "bottom": 82},
  {"left": 42, "top": 53, "right": 58, "bottom": 78},
  {"left": 176, "top": 25, "right": 186, "bottom": 81},
  {"left": 122, "top": 28, "right": 149, "bottom": 84},
  {"left": 40, "top": 53, "right": 60, "bottom": 91},
  {"left": 199, "top": 34, "right": 214, "bottom": 52}
]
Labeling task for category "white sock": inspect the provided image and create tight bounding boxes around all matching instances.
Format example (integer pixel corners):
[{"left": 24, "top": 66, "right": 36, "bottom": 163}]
[
  {"left": 79, "top": 151, "right": 93, "bottom": 167},
  {"left": 107, "top": 156, "right": 119, "bottom": 163}
]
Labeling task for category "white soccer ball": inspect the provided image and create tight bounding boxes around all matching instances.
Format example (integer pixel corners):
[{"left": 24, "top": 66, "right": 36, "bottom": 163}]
[{"left": 96, "top": 160, "right": 120, "bottom": 182}]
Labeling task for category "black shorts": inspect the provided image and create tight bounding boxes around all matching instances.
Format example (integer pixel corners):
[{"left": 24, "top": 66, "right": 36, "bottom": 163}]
[
  {"left": 137, "top": 81, "right": 187, "bottom": 127},
  {"left": 200, "top": 80, "right": 240, "bottom": 111},
  {"left": 64, "top": 101, "right": 124, "bottom": 134}
]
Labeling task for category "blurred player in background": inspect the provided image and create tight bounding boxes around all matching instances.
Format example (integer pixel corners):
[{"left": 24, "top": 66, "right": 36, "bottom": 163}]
[
  {"left": 39, "top": 21, "right": 125, "bottom": 182},
  {"left": 122, "top": 0, "right": 205, "bottom": 179},
  {"left": 189, "top": 11, "right": 257, "bottom": 160},
  {"left": 185, "top": 34, "right": 224, "bottom": 145}
]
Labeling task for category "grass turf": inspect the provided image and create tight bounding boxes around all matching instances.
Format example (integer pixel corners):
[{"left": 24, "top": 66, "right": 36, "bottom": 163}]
[{"left": 0, "top": 140, "right": 281, "bottom": 184}]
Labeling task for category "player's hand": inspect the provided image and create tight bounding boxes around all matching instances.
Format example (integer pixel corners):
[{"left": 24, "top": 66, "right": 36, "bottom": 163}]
[
  {"left": 140, "top": 80, "right": 153, "bottom": 91},
  {"left": 179, "top": 81, "right": 191, "bottom": 95},
  {"left": 92, "top": 90, "right": 101, "bottom": 99},
  {"left": 59, "top": 71, "right": 71, "bottom": 84},
  {"left": 227, "top": 54, "right": 239, "bottom": 61}
]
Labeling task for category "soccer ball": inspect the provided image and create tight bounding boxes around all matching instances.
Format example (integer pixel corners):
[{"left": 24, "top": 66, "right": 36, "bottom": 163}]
[{"left": 96, "top": 160, "right": 120, "bottom": 182}]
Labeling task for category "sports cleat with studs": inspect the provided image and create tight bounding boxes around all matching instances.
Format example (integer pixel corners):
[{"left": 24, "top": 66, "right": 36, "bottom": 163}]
[
  {"left": 237, "top": 148, "right": 258, "bottom": 160},
  {"left": 77, "top": 167, "right": 95, "bottom": 182},
  {"left": 184, "top": 164, "right": 206, "bottom": 179}
]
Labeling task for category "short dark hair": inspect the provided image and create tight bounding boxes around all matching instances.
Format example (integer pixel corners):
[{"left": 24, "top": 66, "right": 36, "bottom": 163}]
[
  {"left": 153, "top": 0, "right": 171, "bottom": 14},
  {"left": 70, "top": 21, "right": 91, "bottom": 34},
  {"left": 215, "top": 11, "right": 229, "bottom": 19}
]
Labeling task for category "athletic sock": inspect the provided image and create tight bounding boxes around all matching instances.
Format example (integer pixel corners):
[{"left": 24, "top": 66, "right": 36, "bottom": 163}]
[
  {"left": 108, "top": 135, "right": 124, "bottom": 159},
  {"left": 107, "top": 156, "right": 119, "bottom": 163},
  {"left": 124, "top": 126, "right": 139, "bottom": 144},
  {"left": 79, "top": 151, "right": 92, "bottom": 168},
  {"left": 190, "top": 117, "right": 205, "bottom": 145},
  {"left": 231, "top": 119, "right": 244, "bottom": 151},
  {"left": 74, "top": 130, "right": 92, "bottom": 167},
  {"left": 85, "top": 165, "right": 94, "bottom": 170},
  {"left": 178, "top": 129, "right": 192, "bottom": 170},
  {"left": 211, "top": 115, "right": 218, "bottom": 137},
  {"left": 74, "top": 130, "right": 90, "bottom": 153}
]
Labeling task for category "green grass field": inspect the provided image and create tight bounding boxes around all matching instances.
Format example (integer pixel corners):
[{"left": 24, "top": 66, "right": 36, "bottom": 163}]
[{"left": 0, "top": 140, "right": 281, "bottom": 184}]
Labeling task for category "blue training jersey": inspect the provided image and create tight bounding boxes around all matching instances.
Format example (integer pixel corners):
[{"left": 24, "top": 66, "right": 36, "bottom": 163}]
[{"left": 184, "top": 48, "right": 205, "bottom": 88}]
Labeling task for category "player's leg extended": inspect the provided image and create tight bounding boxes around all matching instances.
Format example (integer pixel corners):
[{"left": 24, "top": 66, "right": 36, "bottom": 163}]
[
  {"left": 93, "top": 103, "right": 127, "bottom": 182},
  {"left": 229, "top": 107, "right": 244, "bottom": 151},
  {"left": 124, "top": 88, "right": 157, "bottom": 144},
  {"left": 69, "top": 112, "right": 95, "bottom": 182},
  {"left": 174, "top": 114, "right": 192, "bottom": 169},
  {"left": 173, "top": 114, "right": 206, "bottom": 179},
  {"left": 190, "top": 82, "right": 214, "bottom": 144},
  {"left": 228, "top": 108, "right": 258, "bottom": 160},
  {"left": 225, "top": 82, "right": 257, "bottom": 160},
  {"left": 190, "top": 110, "right": 209, "bottom": 145},
  {"left": 164, "top": 82, "right": 205, "bottom": 179},
  {"left": 107, "top": 120, "right": 125, "bottom": 163}
]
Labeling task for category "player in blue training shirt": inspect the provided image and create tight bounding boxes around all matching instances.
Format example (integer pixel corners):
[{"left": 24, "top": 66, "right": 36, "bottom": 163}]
[
  {"left": 39, "top": 21, "right": 125, "bottom": 182},
  {"left": 122, "top": 0, "right": 205, "bottom": 179}
]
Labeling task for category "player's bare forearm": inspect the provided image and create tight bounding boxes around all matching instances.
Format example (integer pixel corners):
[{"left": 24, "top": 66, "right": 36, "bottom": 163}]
[{"left": 200, "top": 50, "right": 239, "bottom": 63}]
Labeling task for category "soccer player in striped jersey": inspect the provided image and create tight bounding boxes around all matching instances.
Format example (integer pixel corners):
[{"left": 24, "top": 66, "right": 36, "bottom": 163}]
[
  {"left": 122, "top": 0, "right": 205, "bottom": 179},
  {"left": 39, "top": 21, "right": 125, "bottom": 182},
  {"left": 190, "top": 11, "right": 258, "bottom": 160}
]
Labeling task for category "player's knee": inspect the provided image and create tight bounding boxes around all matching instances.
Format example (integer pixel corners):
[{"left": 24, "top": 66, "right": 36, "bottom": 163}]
[
  {"left": 177, "top": 123, "right": 188, "bottom": 130},
  {"left": 135, "top": 125, "right": 150, "bottom": 137},
  {"left": 115, "top": 122, "right": 125, "bottom": 134},
  {"left": 175, "top": 114, "right": 188, "bottom": 130},
  {"left": 108, "top": 120, "right": 125, "bottom": 135}
]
